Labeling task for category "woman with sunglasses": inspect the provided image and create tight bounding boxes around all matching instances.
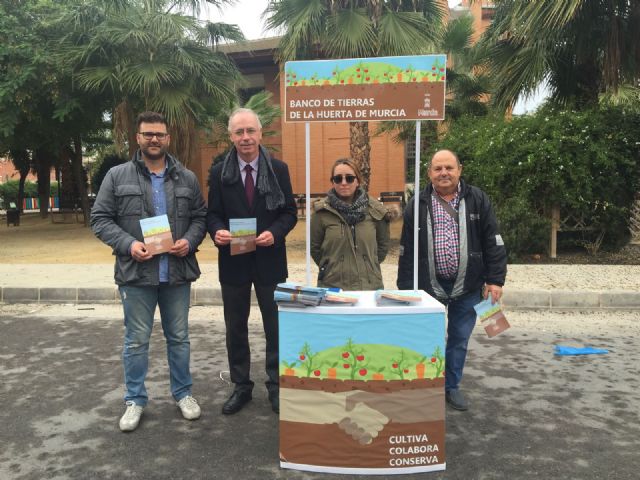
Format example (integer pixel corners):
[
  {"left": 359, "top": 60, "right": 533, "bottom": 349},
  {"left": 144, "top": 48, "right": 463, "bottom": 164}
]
[{"left": 310, "top": 158, "right": 391, "bottom": 290}]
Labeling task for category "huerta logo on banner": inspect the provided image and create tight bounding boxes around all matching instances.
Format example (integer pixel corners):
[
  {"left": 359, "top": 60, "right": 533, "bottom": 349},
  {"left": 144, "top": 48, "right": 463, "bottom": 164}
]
[{"left": 284, "top": 54, "right": 446, "bottom": 123}]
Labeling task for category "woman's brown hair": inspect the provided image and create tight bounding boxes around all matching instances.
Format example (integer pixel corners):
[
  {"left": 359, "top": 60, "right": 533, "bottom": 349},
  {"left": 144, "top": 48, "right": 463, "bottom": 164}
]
[{"left": 330, "top": 158, "right": 362, "bottom": 183}]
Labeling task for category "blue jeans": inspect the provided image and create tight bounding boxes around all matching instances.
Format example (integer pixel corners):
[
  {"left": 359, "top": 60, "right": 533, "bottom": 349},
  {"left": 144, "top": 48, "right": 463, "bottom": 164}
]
[
  {"left": 439, "top": 279, "right": 482, "bottom": 392},
  {"left": 119, "top": 283, "right": 192, "bottom": 406}
]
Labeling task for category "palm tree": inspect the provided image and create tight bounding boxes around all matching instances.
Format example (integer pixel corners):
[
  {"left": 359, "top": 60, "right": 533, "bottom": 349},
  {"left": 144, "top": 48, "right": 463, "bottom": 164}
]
[
  {"left": 57, "top": 0, "right": 243, "bottom": 166},
  {"left": 265, "top": 0, "right": 447, "bottom": 190},
  {"left": 480, "top": 0, "right": 640, "bottom": 111},
  {"left": 375, "top": 13, "right": 490, "bottom": 169}
]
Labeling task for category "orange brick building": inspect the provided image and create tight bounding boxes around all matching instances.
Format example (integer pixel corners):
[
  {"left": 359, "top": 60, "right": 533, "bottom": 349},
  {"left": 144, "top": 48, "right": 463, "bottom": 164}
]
[{"left": 0, "top": 157, "right": 38, "bottom": 183}]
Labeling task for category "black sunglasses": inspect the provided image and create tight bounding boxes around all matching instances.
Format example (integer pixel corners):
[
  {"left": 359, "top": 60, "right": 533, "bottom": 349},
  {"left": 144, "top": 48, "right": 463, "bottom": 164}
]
[{"left": 331, "top": 174, "right": 357, "bottom": 184}]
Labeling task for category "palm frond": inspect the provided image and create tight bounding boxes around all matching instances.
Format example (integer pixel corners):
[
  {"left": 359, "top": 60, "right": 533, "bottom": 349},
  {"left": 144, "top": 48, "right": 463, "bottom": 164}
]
[
  {"left": 377, "top": 10, "right": 441, "bottom": 55},
  {"left": 325, "top": 8, "right": 376, "bottom": 58}
]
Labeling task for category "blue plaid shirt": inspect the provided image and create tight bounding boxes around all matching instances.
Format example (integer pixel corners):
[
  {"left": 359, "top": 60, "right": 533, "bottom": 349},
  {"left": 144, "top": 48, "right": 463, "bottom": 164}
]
[
  {"left": 431, "top": 186, "right": 460, "bottom": 279},
  {"left": 149, "top": 166, "right": 169, "bottom": 282}
]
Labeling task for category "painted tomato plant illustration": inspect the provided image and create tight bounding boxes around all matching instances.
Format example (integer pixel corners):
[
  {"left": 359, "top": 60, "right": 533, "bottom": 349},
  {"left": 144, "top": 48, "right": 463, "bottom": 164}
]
[
  {"left": 281, "top": 339, "right": 444, "bottom": 380},
  {"left": 340, "top": 337, "right": 369, "bottom": 380},
  {"left": 298, "top": 342, "right": 318, "bottom": 377}
]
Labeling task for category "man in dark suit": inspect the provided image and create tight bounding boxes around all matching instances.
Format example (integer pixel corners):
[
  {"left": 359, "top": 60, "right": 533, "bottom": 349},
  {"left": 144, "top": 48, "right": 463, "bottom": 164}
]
[{"left": 207, "top": 108, "right": 297, "bottom": 415}]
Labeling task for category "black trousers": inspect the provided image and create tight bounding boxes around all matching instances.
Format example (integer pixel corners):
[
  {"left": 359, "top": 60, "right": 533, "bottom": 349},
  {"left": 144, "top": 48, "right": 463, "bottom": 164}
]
[{"left": 220, "top": 282, "right": 279, "bottom": 394}]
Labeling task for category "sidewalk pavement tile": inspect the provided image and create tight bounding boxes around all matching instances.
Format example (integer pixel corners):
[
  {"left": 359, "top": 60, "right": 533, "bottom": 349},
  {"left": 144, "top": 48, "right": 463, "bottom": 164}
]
[
  {"left": 2, "top": 287, "right": 39, "bottom": 303},
  {"left": 39, "top": 287, "right": 77, "bottom": 303},
  {"left": 502, "top": 290, "right": 551, "bottom": 309},
  {"left": 551, "top": 291, "right": 601, "bottom": 309},
  {"left": 600, "top": 291, "right": 640, "bottom": 308},
  {"left": 78, "top": 287, "right": 119, "bottom": 304}
]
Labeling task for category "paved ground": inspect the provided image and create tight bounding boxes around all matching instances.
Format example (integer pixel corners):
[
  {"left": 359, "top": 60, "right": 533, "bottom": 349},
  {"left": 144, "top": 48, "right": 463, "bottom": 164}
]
[{"left": 1, "top": 304, "right": 639, "bottom": 480}]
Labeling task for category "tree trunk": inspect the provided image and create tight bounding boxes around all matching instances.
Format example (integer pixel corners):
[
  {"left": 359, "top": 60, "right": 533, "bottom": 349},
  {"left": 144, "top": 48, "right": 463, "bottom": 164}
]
[
  {"left": 17, "top": 172, "right": 27, "bottom": 214},
  {"left": 171, "top": 116, "right": 198, "bottom": 168},
  {"left": 34, "top": 149, "right": 52, "bottom": 218},
  {"left": 10, "top": 149, "right": 30, "bottom": 214},
  {"left": 349, "top": 121, "right": 371, "bottom": 191},
  {"left": 72, "top": 136, "right": 90, "bottom": 226},
  {"left": 114, "top": 100, "right": 136, "bottom": 158},
  {"left": 59, "top": 147, "right": 75, "bottom": 212}
]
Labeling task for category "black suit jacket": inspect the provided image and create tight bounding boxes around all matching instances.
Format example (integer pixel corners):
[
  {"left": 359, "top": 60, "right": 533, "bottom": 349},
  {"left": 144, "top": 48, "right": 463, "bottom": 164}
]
[{"left": 206, "top": 148, "right": 298, "bottom": 286}]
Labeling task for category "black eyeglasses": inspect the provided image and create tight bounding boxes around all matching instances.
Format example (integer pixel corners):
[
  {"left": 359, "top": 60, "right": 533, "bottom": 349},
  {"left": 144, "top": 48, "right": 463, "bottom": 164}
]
[
  {"left": 139, "top": 132, "right": 168, "bottom": 140},
  {"left": 331, "top": 174, "right": 357, "bottom": 184}
]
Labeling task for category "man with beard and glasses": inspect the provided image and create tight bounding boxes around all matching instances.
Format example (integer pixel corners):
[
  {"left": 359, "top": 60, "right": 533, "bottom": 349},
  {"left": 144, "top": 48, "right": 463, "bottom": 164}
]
[
  {"left": 207, "top": 108, "right": 297, "bottom": 415},
  {"left": 91, "top": 111, "right": 207, "bottom": 431}
]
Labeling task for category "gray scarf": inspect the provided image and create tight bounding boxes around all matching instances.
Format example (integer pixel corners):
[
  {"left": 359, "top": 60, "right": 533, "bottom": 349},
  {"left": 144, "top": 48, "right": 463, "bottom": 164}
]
[
  {"left": 327, "top": 187, "right": 368, "bottom": 225},
  {"left": 221, "top": 145, "right": 285, "bottom": 211}
]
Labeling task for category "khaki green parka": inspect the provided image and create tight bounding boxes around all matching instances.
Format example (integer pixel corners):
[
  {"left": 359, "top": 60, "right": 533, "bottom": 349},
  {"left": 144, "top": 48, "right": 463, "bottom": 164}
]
[{"left": 310, "top": 195, "right": 390, "bottom": 291}]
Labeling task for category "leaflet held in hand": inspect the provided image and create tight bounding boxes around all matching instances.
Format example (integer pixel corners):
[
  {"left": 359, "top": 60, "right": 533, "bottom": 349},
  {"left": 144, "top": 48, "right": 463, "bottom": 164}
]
[
  {"left": 140, "top": 214, "right": 173, "bottom": 255},
  {"left": 474, "top": 297, "right": 510, "bottom": 338},
  {"left": 230, "top": 218, "right": 256, "bottom": 255}
]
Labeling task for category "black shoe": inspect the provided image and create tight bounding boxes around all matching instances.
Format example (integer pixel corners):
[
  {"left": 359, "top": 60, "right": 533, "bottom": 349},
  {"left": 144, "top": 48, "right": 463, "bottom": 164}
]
[
  {"left": 445, "top": 389, "right": 469, "bottom": 411},
  {"left": 222, "top": 390, "right": 252, "bottom": 415},
  {"left": 270, "top": 395, "right": 279, "bottom": 414}
]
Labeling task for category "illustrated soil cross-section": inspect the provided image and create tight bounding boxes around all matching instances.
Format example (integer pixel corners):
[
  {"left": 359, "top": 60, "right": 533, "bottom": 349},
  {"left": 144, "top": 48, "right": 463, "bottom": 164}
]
[{"left": 278, "top": 291, "right": 446, "bottom": 475}]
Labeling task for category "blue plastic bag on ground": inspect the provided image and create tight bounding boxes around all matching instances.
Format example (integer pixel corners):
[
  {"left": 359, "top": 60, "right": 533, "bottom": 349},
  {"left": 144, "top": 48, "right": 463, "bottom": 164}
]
[{"left": 554, "top": 345, "right": 609, "bottom": 355}]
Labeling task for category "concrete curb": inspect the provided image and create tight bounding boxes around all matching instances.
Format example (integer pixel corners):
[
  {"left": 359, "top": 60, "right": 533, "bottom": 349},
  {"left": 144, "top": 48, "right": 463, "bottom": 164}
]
[{"left": 1, "top": 286, "right": 639, "bottom": 310}]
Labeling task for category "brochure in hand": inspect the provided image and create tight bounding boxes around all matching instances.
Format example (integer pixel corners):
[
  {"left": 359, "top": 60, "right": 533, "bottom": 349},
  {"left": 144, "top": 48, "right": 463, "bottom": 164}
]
[
  {"left": 374, "top": 289, "right": 422, "bottom": 306},
  {"left": 230, "top": 218, "right": 256, "bottom": 255},
  {"left": 473, "top": 297, "right": 510, "bottom": 338},
  {"left": 140, "top": 214, "right": 173, "bottom": 255}
]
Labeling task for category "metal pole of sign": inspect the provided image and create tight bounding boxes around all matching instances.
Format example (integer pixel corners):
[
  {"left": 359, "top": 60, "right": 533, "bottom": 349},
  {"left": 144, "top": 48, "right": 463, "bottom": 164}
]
[
  {"left": 305, "top": 122, "right": 312, "bottom": 286},
  {"left": 413, "top": 121, "right": 421, "bottom": 291}
]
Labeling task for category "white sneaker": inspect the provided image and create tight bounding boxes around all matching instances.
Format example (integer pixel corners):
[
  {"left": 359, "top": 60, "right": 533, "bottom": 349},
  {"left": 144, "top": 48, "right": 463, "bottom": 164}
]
[
  {"left": 177, "top": 395, "right": 201, "bottom": 420},
  {"left": 119, "top": 401, "right": 144, "bottom": 432}
]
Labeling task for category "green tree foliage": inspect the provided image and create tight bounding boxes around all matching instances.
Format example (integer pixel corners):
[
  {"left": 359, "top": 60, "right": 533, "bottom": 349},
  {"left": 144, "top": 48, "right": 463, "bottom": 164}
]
[
  {"left": 480, "top": 0, "right": 640, "bottom": 110},
  {"left": 0, "top": 0, "right": 111, "bottom": 221},
  {"left": 0, "top": 181, "right": 59, "bottom": 209},
  {"left": 57, "top": 0, "right": 243, "bottom": 166},
  {"left": 1, "top": 0, "right": 243, "bottom": 223},
  {"left": 435, "top": 105, "right": 640, "bottom": 258}
]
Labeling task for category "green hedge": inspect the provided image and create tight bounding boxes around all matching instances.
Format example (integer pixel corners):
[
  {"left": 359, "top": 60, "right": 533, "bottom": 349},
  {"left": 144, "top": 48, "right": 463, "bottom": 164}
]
[
  {"left": 434, "top": 105, "right": 640, "bottom": 259},
  {"left": 0, "top": 180, "right": 59, "bottom": 209}
]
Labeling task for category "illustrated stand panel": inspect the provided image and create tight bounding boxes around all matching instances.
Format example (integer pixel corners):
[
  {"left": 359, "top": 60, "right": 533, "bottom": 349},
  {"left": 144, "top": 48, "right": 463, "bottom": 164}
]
[{"left": 278, "top": 291, "right": 446, "bottom": 475}]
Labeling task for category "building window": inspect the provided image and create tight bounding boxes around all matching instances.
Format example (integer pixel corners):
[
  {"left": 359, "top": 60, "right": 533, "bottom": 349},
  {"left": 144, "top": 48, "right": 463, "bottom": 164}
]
[{"left": 405, "top": 137, "right": 416, "bottom": 182}]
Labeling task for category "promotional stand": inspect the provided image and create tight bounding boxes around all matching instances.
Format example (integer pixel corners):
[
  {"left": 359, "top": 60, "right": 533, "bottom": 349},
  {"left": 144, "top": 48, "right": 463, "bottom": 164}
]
[{"left": 278, "top": 291, "right": 446, "bottom": 475}]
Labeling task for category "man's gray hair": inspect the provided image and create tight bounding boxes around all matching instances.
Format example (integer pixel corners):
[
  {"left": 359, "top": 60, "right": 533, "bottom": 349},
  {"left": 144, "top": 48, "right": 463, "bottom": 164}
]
[{"left": 228, "top": 108, "right": 262, "bottom": 132}]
